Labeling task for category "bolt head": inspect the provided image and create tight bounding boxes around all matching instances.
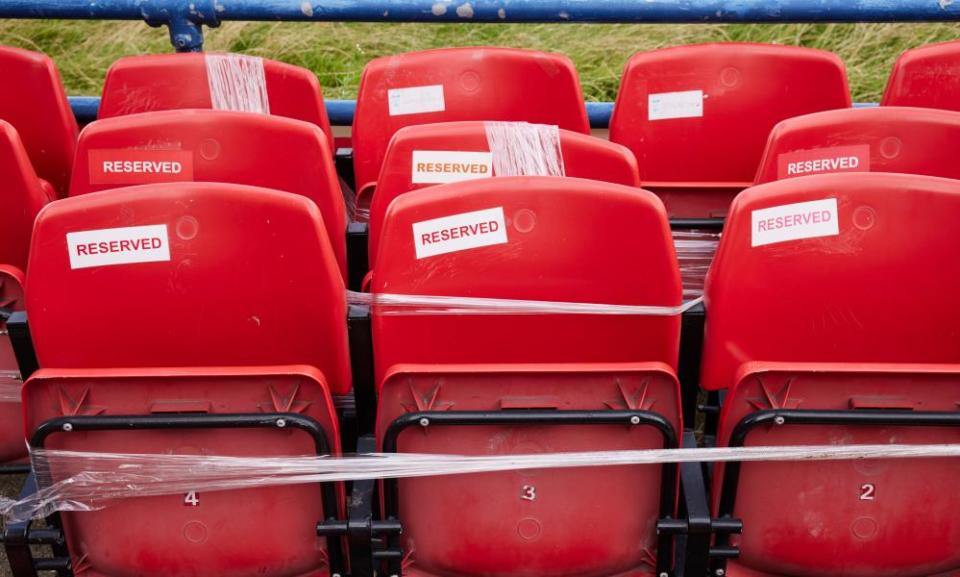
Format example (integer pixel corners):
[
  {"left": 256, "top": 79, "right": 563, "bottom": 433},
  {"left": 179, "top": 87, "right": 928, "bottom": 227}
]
[
  {"left": 62, "top": 423, "right": 73, "bottom": 432},
  {"left": 276, "top": 418, "right": 287, "bottom": 428},
  {"left": 419, "top": 417, "right": 430, "bottom": 427},
  {"left": 630, "top": 415, "right": 641, "bottom": 425},
  {"left": 773, "top": 416, "right": 786, "bottom": 425}
]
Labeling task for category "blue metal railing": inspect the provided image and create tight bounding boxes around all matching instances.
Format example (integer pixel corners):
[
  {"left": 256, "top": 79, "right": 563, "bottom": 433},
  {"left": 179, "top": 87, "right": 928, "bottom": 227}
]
[{"left": 2, "top": 0, "right": 960, "bottom": 52}]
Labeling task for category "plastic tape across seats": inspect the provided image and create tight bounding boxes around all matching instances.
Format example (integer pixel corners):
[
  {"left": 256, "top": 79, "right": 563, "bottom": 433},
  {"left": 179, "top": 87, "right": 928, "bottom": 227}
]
[
  {"left": 351, "top": 47, "right": 591, "bottom": 200},
  {"left": 609, "top": 42, "right": 851, "bottom": 218},
  {"left": 25, "top": 182, "right": 352, "bottom": 394},
  {"left": 70, "top": 109, "right": 348, "bottom": 279}
]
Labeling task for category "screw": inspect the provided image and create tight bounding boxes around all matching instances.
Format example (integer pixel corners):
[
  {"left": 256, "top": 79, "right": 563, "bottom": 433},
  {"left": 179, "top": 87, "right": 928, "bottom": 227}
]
[
  {"left": 419, "top": 417, "right": 430, "bottom": 427},
  {"left": 715, "top": 569, "right": 726, "bottom": 576},
  {"left": 62, "top": 423, "right": 73, "bottom": 432},
  {"left": 773, "top": 416, "right": 785, "bottom": 425},
  {"left": 630, "top": 416, "right": 641, "bottom": 425},
  {"left": 659, "top": 573, "right": 669, "bottom": 577},
  {"left": 332, "top": 574, "right": 342, "bottom": 577},
  {"left": 276, "top": 418, "right": 287, "bottom": 428}
]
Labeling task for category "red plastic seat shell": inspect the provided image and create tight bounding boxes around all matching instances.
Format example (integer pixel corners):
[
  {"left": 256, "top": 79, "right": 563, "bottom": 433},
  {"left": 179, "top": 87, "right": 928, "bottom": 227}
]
[
  {"left": 24, "top": 366, "right": 341, "bottom": 577},
  {"left": 71, "top": 110, "right": 347, "bottom": 278},
  {"left": 0, "top": 120, "right": 49, "bottom": 273},
  {"left": 713, "top": 363, "right": 960, "bottom": 577},
  {"left": 98, "top": 53, "right": 335, "bottom": 154},
  {"left": 25, "top": 183, "right": 351, "bottom": 394},
  {"left": 371, "top": 176, "right": 682, "bottom": 385},
  {"left": 352, "top": 47, "right": 591, "bottom": 196},
  {"left": 376, "top": 363, "right": 681, "bottom": 577},
  {"left": 881, "top": 39, "right": 960, "bottom": 111},
  {"left": 754, "top": 107, "right": 960, "bottom": 183},
  {"left": 609, "top": 43, "right": 850, "bottom": 218},
  {"left": 701, "top": 172, "right": 960, "bottom": 391},
  {"left": 0, "top": 46, "right": 78, "bottom": 196},
  {"left": 367, "top": 121, "right": 640, "bottom": 265}
]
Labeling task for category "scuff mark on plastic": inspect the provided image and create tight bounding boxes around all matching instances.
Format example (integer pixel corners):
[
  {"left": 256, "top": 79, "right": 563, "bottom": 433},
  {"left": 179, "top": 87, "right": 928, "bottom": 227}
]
[
  {"left": 431, "top": 2, "right": 449, "bottom": 16},
  {"left": 939, "top": 0, "right": 953, "bottom": 10},
  {"left": 497, "top": 7, "right": 506, "bottom": 18},
  {"left": 558, "top": 10, "right": 570, "bottom": 19},
  {"left": 300, "top": 2, "right": 314, "bottom": 17},
  {"left": 456, "top": 3, "right": 474, "bottom": 18}
]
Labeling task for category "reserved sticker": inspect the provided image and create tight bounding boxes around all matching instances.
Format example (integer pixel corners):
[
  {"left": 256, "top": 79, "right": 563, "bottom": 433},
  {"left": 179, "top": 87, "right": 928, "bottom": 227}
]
[
  {"left": 411, "top": 150, "right": 494, "bottom": 184},
  {"left": 413, "top": 207, "right": 507, "bottom": 259},
  {"left": 89, "top": 149, "right": 194, "bottom": 185},
  {"left": 648, "top": 90, "right": 704, "bottom": 121},
  {"left": 388, "top": 85, "right": 445, "bottom": 116},
  {"left": 751, "top": 198, "right": 839, "bottom": 247},
  {"left": 777, "top": 145, "right": 871, "bottom": 180},
  {"left": 67, "top": 225, "right": 171, "bottom": 270}
]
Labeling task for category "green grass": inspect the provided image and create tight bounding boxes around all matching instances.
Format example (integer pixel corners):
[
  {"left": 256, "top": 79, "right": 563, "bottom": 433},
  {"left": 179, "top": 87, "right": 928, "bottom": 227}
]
[{"left": 1, "top": 19, "right": 959, "bottom": 101}]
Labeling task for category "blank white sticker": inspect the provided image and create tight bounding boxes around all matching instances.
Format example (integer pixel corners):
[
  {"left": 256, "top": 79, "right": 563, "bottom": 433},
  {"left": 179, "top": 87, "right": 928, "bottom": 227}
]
[
  {"left": 413, "top": 207, "right": 507, "bottom": 259},
  {"left": 411, "top": 150, "right": 494, "bottom": 184},
  {"left": 751, "top": 198, "right": 839, "bottom": 247},
  {"left": 388, "top": 85, "right": 445, "bottom": 116},
  {"left": 648, "top": 90, "right": 704, "bottom": 121},
  {"left": 67, "top": 224, "right": 171, "bottom": 269}
]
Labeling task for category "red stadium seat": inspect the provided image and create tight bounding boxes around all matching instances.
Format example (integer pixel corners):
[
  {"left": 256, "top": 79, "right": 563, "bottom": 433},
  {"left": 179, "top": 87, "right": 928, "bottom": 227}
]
[
  {"left": 26, "top": 182, "right": 351, "bottom": 394},
  {"left": 352, "top": 48, "right": 591, "bottom": 203},
  {"left": 367, "top": 121, "right": 639, "bottom": 266},
  {"left": 0, "top": 46, "right": 78, "bottom": 196},
  {"left": 0, "top": 265, "right": 25, "bottom": 465},
  {"left": 22, "top": 182, "right": 351, "bottom": 575},
  {"left": 71, "top": 110, "right": 348, "bottom": 278},
  {"left": 755, "top": 107, "right": 960, "bottom": 183},
  {"left": 882, "top": 40, "right": 960, "bottom": 112},
  {"left": 370, "top": 176, "right": 683, "bottom": 577},
  {"left": 23, "top": 366, "right": 343, "bottom": 577},
  {"left": 610, "top": 43, "right": 850, "bottom": 218},
  {"left": 701, "top": 172, "right": 960, "bottom": 576},
  {"left": 98, "top": 52, "right": 334, "bottom": 154}
]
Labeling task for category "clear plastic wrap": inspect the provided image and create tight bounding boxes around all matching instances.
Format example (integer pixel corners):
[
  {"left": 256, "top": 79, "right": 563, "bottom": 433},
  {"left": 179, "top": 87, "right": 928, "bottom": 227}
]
[
  {"left": 673, "top": 229, "right": 720, "bottom": 299},
  {"left": 205, "top": 53, "right": 270, "bottom": 114},
  {"left": 347, "top": 290, "right": 702, "bottom": 316},
  {"left": 485, "top": 122, "right": 565, "bottom": 177},
  {"left": 0, "top": 370, "right": 21, "bottom": 402},
  {"left": 4, "top": 443, "right": 959, "bottom": 523}
]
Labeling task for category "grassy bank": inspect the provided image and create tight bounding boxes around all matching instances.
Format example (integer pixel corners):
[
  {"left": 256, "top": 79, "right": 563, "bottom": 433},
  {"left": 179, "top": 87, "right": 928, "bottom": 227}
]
[{"left": 1, "top": 19, "right": 958, "bottom": 101}]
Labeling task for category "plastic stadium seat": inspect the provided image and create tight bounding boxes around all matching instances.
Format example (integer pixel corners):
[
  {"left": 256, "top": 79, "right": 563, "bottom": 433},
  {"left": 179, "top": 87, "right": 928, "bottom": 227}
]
[
  {"left": 352, "top": 48, "right": 591, "bottom": 202},
  {"left": 882, "top": 40, "right": 960, "bottom": 111},
  {"left": 26, "top": 182, "right": 351, "bottom": 395},
  {"left": 366, "top": 121, "right": 640, "bottom": 266},
  {"left": 98, "top": 52, "right": 335, "bottom": 154},
  {"left": 755, "top": 107, "right": 960, "bottom": 183},
  {"left": 370, "top": 176, "right": 683, "bottom": 577},
  {"left": 702, "top": 172, "right": 960, "bottom": 577},
  {"left": 610, "top": 43, "right": 850, "bottom": 218},
  {"left": 71, "top": 109, "right": 348, "bottom": 278},
  {"left": 0, "top": 46, "right": 78, "bottom": 196},
  {"left": 0, "top": 265, "right": 25, "bottom": 464},
  {"left": 23, "top": 366, "right": 342, "bottom": 577},
  {"left": 22, "top": 183, "right": 351, "bottom": 576}
]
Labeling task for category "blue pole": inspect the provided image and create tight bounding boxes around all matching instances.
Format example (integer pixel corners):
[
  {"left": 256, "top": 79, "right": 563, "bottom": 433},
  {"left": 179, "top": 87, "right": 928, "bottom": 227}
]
[{"left": 67, "top": 97, "right": 880, "bottom": 129}]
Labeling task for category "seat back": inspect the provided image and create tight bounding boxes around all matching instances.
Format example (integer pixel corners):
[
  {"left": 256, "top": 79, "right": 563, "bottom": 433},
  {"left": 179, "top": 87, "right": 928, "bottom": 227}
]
[
  {"left": 371, "top": 175, "right": 682, "bottom": 384},
  {"left": 0, "top": 46, "right": 78, "bottom": 196},
  {"left": 70, "top": 110, "right": 347, "bottom": 278},
  {"left": 0, "top": 265, "right": 25, "bottom": 464},
  {"left": 882, "top": 40, "right": 960, "bottom": 111},
  {"left": 609, "top": 43, "right": 850, "bottom": 218},
  {"left": 702, "top": 172, "right": 960, "bottom": 391},
  {"left": 367, "top": 121, "right": 639, "bottom": 265},
  {"left": 755, "top": 107, "right": 960, "bottom": 183},
  {"left": 376, "top": 363, "right": 681, "bottom": 577},
  {"left": 98, "top": 53, "right": 335, "bottom": 154},
  {"left": 25, "top": 182, "right": 351, "bottom": 394},
  {"left": 24, "top": 366, "right": 342, "bottom": 577},
  {"left": 352, "top": 48, "right": 590, "bottom": 198},
  {"left": 0, "top": 120, "right": 50, "bottom": 273}
]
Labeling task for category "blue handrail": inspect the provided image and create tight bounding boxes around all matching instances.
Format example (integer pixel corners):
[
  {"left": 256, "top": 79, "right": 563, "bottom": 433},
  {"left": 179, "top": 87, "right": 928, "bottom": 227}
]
[{"left": 3, "top": 0, "right": 960, "bottom": 51}]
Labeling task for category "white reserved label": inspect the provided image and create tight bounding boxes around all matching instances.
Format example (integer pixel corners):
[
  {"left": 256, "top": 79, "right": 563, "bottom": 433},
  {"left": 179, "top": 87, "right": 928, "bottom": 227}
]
[
  {"left": 751, "top": 198, "right": 839, "bottom": 247},
  {"left": 388, "top": 85, "right": 445, "bottom": 116},
  {"left": 413, "top": 207, "right": 507, "bottom": 259},
  {"left": 648, "top": 90, "right": 704, "bottom": 121},
  {"left": 67, "top": 225, "right": 171, "bottom": 269},
  {"left": 412, "top": 150, "right": 494, "bottom": 184}
]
